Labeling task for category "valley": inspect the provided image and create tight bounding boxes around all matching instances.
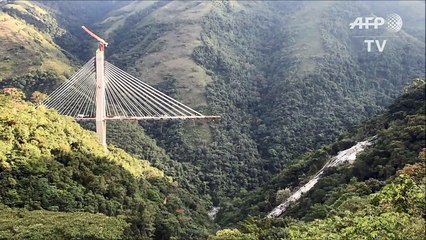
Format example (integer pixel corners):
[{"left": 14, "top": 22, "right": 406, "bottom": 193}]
[{"left": 0, "top": 1, "right": 425, "bottom": 239}]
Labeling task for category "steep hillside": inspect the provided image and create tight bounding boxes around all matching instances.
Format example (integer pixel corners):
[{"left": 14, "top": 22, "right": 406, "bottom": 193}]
[
  {"left": 0, "top": 90, "right": 213, "bottom": 239},
  {"left": 215, "top": 80, "right": 425, "bottom": 228},
  {"left": 0, "top": 1, "right": 425, "bottom": 238},
  {"left": 0, "top": 204, "right": 128, "bottom": 239},
  {"left": 2, "top": 1, "right": 424, "bottom": 200},
  {"left": 1, "top": 0, "right": 424, "bottom": 207},
  {"left": 103, "top": 1, "right": 214, "bottom": 111},
  {"left": 212, "top": 162, "right": 425, "bottom": 239},
  {"left": 0, "top": 1, "right": 125, "bottom": 95},
  {"left": 123, "top": 2, "right": 425, "bottom": 201},
  {"left": 105, "top": 121, "right": 209, "bottom": 199},
  {"left": 252, "top": 0, "right": 425, "bottom": 170},
  {"left": 364, "top": 1, "right": 425, "bottom": 41},
  {"left": 36, "top": 1, "right": 127, "bottom": 61},
  {"left": 0, "top": 1, "right": 72, "bottom": 80},
  {"left": 0, "top": 0, "right": 213, "bottom": 203},
  {"left": 79, "top": 121, "right": 209, "bottom": 199}
]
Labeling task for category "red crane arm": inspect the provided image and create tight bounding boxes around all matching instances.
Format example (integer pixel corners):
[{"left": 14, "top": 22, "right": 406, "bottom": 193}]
[{"left": 82, "top": 26, "right": 108, "bottom": 47}]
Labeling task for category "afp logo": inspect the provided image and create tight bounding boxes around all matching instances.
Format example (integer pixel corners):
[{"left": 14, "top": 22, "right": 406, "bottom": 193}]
[
  {"left": 349, "top": 14, "right": 403, "bottom": 33},
  {"left": 350, "top": 13, "right": 403, "bottom": 52}
]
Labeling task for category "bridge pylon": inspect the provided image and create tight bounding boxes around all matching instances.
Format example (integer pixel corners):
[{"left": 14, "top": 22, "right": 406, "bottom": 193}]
[
  {"left": 84, "top": 26, "right": 108, "bottom": 150},
  {"left": 95, "top": 47, "right": 107, "bottom": 150},
  {"left": 41, "top": 26, "right": 220, "bottom": 152}
]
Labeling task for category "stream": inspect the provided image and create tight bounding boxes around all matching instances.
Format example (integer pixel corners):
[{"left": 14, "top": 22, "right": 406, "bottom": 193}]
[{"left": 267, "top": 140, "right": 373, "bottom": 218}]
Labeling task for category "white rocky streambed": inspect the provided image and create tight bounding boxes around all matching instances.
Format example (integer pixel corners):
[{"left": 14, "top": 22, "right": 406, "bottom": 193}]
[
  {"left": 267, "top": 140, "right": 373, "bottom": 218},
  {"left": 208, "top": 207, "right": 221, "bottom": 220}
]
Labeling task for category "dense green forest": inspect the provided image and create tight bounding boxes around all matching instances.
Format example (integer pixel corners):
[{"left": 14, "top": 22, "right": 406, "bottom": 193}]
[
  {"left": 0, "top": 81, "right": 423, "bottom": 239},
  {"left": 212, "top": 163, "right": 425, "bottom": 239},
  {"left": 211, "top": 81, "right": 425, "bottom": 239},
  {"left": 1, "top": 0, "right": 424, "bottom": 201},
  {"left": 0, "top": 1, "right": 425, "bottom": 239},
  {"left": 97, "top": 1, "right": 426, "bottom": 202},
  {"left": 0, "top": 90, "right": 213, "bottom": 239}
]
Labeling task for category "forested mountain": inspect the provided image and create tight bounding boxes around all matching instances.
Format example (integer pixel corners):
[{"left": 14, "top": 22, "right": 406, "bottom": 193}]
[
  {"left": 215, "top": 79, "right": 425, "bottom": 224},
  {"left": 95, "top": 0, "right": 425, "bottom": 201},
  {"left": 0, "top": 80, "right": 423, "bottom": 239},
  {"left": 211, "top": 80, "right": 425, "bottom": 239},
  {"left": 0, "top": 1, "right": 425, "bottom": 239},
  {"left": 0, "top": 1, "right": 72, "bottom": 80},
  {"left": 0, "top": 1, "right": 128, "bottom": 96},
  {"left": 0, "top": 90, "right": 213, "bottom": 239}
]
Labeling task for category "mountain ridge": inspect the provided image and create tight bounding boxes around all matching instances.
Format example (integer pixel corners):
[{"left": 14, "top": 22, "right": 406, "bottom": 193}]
[
  {"left": 0, "top": 2, "right": 424, "bottom": 238},
  {"left": 215, "top": 80, "right": 425, "bottom": 228},
  {"left": 1, "top": 0, "right": 424, "bottom": 201},
  {"left": 0, "top": 1, "right": 73, "bottom": 80}
]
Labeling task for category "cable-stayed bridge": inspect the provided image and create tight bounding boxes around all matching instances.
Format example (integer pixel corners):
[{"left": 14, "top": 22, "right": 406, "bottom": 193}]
[
  {"left": 41, "top": 26, "right": 219, "bottom": 150},
  {"left": 42, "top": 58, "right": 216, "bottom": 121}
]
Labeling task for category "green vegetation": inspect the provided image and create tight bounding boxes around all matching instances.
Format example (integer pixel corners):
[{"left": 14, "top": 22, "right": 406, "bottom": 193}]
[
  {"left": 104, "top": 1, "right": 213, "bottom": 111},
  {"left": 211, "top": 164, "right": 425, "bottom": 239},
  {"left": 0, "top": 70, "right": 62, "bottom": 99},
  {"left": 364, "top": 1, "right": 425, "bottom": 41},
  {"left": 1, "top": 1, "right": 424, "bottom": 203},
  {"left": 0, "top": 1, "right": 73, "bottom": 80},
  {"left": 217, "top": 79, "right": 426, "bottom": 230},
  {"left": 0, "top": 1, "right": 425, "bottom": 238},
  {"left": 106, "top": 121, "right": 210, "bottom": 200},
  {"left": 0, "top": 91, "right": 212, "bottom": 239},
  {"left": 153, "top": 0, "right": 424, "bottom": 201},
  {"left": 37, "top": 1, "right": 127, "bottom": 61},
  {"left": 211, "top": 83, "right": 425, "bottom": 239},
  {"left": 0, "top": 204, "right": 128, "bottom": 239}
]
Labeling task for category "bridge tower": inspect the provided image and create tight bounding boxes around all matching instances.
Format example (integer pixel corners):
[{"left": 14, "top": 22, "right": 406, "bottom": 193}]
[
  {"left": 82, "top": 26, "right": 108, "bottom": 150},
  {"left": 41, "top": 26, "right": 220, "bottom": 152}
]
